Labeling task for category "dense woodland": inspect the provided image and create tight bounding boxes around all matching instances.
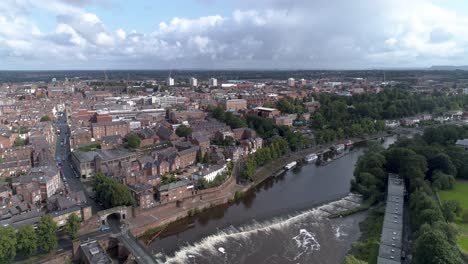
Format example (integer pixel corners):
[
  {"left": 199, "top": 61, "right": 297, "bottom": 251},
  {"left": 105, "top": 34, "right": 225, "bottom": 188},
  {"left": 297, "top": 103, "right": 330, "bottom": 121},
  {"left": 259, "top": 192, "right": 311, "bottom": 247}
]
[{"left": 349, "top": 125, "right": 468, "bottom": 264}]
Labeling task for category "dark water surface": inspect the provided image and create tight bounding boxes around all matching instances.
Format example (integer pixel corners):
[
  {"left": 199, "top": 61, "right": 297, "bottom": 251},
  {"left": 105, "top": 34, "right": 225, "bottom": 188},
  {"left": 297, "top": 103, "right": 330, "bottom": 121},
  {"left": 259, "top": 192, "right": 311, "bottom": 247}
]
[{"left": 148, "top": 137, "right": 396, "bottom": 264}]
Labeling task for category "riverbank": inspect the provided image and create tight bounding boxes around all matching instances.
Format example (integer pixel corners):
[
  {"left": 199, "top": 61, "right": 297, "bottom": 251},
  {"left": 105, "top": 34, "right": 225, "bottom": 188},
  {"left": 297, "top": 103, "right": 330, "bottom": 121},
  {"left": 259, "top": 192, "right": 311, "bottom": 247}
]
[{"left": 131, "top": 131, "right": 393, "bottom": 242}]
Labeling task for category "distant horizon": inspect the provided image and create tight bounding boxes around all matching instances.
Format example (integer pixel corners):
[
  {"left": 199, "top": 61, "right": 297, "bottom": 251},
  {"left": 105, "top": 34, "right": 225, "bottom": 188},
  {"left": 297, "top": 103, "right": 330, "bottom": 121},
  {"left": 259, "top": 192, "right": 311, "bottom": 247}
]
[{"left": 0, "top": 66, "right": 455, "bottom": 72}]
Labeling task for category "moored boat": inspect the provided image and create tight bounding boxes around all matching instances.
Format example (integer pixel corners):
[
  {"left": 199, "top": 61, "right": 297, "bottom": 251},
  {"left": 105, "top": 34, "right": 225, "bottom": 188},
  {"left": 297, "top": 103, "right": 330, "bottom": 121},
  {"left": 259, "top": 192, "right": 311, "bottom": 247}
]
[
  {"left": 344, "top": 140, "right": 353, "bottom": 149},
  {"left": 332, "top": 144, "right": 345, "bottom": 153},
  {"left": 284, "top": 161, "right": 298, "bottom": 170},
  {"left": 305, "top": 153, "right": 318, "bottom": 162}
]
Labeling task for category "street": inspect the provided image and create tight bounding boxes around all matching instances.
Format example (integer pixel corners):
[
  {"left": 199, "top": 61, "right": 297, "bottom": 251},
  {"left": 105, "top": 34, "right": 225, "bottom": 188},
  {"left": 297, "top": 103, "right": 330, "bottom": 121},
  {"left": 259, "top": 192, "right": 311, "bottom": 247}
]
[{"left": 54, "top": 113, "right": 102, "bottom": 213}]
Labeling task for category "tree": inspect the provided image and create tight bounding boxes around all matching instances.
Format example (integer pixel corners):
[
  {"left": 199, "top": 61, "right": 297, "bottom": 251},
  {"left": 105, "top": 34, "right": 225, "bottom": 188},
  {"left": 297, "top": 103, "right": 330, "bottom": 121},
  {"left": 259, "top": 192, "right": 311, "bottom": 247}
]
[
  {"left": 202, "top": 151, "right": 210, "bottom": 164},
  {"left": 37, "top": 215, "right": 58, "bottom": 253},
  {"left": 16, "top": 225, "right": 37, "bottom": 257},
  {"left": 13, "top": 137, "right": 26, "bottom": 147},
  {"left": 65, "top": 213, "right": 80, "bottom": 241},
  {"left": 125, "top": 133, "right": 141, "bottom": 149},
  {"left": 93, "top": 173, "right": 135, "bottom": 208},
  {"left": 429, "top": 153, "right": 457, "bottom": 176},
  {"left": 39, "top": 115, "right": 51, "bottom": 122},
  {"left": 412, "top": 229, "right": 462, "bottom": 264},
  {"left": 432, "top": 171, "right": 455, "bottom": 190},
  {"left": 196, "top": 148, "right": 203, "bottom": 163},
  {"left": 175, "top": 125, "right": 193, "bottom": 138},
  {"left": 0, "top": 226, "right": 16, "bottom": 263},
  {"left": 442, "top": 200, "right": 462, "bottom": 222},
  {"left": 241, "top": 156, "right": 257, "bottom": 181}
]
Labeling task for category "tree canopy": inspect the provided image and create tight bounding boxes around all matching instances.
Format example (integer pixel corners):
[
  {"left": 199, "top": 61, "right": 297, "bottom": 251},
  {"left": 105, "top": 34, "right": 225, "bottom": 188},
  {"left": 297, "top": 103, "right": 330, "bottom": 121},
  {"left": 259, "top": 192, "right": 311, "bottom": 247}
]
[
  {"left": 175, "top": 125, "right": 193, "bottom": 138},
  {"left": 37, "top": 215, "right": 58, "bottom": 253},
  {"left": 39, "top": 115, "right": 51, "bottom": 122},
  {"left": 0, "top": 226, "right": 16, "bottom": 263},
  {"left": 16, "top": 225, "right": 37, "bottom": 257},
  {"left": 124, "top": 133, "right": 141, "bottom": 149},
  {"left": 93, "top": 172, "right": 135, "bottom": 208},
  {"left": 65, "top": 213, "right": 81, "bottom": 241}
]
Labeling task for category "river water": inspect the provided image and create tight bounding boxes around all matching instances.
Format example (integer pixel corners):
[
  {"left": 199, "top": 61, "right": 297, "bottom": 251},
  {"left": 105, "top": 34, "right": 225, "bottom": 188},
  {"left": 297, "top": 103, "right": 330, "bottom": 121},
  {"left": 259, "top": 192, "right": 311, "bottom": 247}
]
[{"left": 147, "top": 137, "right": 396, "bottom": 264}]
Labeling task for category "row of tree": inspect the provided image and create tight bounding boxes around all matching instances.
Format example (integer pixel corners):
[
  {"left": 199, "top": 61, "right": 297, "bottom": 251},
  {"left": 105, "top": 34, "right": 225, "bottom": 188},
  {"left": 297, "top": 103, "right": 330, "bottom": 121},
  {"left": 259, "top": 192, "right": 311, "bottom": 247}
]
[
  {"left": 93, "top": 172, "right": 135, "bottom": 209},
  {"left": 0, "top": 214, "right": 80, "bottom": 263},
  {"left": 311, "top": 89, "right": 468, "bottom": 143},
  {"left": 350, "top": 125, "right": 468, "bottom": 264},
  {"left": 240, "top": 137, "right": 289, "bottom": 181}
]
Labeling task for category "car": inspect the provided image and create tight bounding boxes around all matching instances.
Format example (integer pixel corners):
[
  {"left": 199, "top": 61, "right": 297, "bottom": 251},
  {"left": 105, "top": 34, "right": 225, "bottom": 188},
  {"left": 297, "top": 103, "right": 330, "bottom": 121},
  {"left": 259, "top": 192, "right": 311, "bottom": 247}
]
[{"left": 100, "top": 225, "right": 110, "bottom": 232}]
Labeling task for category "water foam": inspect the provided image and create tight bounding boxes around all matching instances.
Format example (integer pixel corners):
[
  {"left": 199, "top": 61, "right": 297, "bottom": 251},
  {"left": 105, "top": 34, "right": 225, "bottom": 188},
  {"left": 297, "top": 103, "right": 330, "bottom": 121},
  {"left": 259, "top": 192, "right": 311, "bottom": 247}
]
[
  {"left": 158, "top": 194, "right": 358, "bottom": 264},
  {"left": 292, "top": 229, "right": 320, "bottom": 260}
]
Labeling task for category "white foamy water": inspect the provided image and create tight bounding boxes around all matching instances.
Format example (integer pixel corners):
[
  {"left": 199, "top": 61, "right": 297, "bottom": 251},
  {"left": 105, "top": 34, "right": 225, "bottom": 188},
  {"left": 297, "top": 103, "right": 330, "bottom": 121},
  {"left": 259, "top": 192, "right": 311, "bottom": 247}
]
[
  {"left": 156, "top": 194, "right": 362, "bottom": 264},
  {"left": 292, "top": 229, "right": 320, "bottom": 260}
]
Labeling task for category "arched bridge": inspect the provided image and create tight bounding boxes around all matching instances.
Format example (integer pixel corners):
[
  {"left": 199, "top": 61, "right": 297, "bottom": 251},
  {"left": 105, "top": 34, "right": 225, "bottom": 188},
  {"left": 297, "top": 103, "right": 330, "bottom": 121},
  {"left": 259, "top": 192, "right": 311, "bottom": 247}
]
[{"left": 97, "top": 206, "right": 131, "bottom": 225}]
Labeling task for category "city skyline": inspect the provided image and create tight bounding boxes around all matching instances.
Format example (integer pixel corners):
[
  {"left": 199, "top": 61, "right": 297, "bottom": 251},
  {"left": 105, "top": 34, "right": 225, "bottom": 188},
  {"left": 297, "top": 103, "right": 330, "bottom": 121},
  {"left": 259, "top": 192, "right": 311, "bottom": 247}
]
[{"left": 1, "top": 0, "right": 468, "bottom": 70}]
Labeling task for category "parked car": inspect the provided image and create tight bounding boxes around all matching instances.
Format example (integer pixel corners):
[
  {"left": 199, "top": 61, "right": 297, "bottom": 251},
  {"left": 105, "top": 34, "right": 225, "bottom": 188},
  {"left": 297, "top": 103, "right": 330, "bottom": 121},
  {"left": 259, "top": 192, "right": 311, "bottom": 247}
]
[{"left": 100, "top": 225, "right": 110, "bottom": 232}]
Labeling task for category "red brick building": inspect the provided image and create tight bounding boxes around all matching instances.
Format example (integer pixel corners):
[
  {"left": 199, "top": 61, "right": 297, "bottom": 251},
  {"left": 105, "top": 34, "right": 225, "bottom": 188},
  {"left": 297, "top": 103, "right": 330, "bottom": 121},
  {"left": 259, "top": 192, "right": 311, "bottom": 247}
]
[
  {"left": 222, "top": 99, "right": 247, "bottom": 112},
  {"left": 91, "top": 121, "right": 129, "bottom": 140}
]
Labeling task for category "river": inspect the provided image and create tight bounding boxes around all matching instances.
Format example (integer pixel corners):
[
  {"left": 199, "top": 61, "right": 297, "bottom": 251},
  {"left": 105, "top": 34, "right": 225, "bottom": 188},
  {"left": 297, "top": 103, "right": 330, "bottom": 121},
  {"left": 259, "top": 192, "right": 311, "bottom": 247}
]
[{"left": 147, "top": 136, "right": 397, "bottom": 264}]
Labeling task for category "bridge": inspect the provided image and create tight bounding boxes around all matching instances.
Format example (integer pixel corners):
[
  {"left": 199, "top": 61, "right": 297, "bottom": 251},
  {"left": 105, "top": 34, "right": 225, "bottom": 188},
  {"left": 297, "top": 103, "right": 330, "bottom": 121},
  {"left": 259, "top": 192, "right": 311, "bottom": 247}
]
[
  {"left": 107, "top": 214, "right": 157, "bottom": 264},
  {"left": 97, "top": 206, "right": 131, "bottom": 225}
]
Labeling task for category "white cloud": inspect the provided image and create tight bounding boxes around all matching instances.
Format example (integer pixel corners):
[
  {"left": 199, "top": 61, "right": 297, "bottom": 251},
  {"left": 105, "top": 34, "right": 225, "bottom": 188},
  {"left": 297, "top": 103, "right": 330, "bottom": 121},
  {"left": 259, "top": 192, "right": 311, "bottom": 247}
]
[
  {"left": 116, "top": 28, "right": 126, "bottom": 40},
  {"left": 1, "top": 0, "right": 468, "bottom": 69},
  {"left": 385, "top": 38, "right": 398, "bottom": 47},
  {"left": 96, "top": 32, "right": 114, "bottom": 46}
]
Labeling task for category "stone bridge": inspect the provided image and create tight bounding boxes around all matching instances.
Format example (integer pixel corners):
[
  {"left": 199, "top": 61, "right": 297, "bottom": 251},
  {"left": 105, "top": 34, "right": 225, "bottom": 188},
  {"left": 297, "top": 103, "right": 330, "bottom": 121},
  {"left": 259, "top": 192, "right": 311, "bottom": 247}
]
[{"left": 97, "top": 206, "right": 132, "bottom": 225}]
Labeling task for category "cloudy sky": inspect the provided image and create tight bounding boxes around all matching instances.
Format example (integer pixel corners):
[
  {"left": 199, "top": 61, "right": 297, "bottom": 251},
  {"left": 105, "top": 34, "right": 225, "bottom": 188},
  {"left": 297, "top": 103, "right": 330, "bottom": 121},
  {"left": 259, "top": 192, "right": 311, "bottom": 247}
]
[{"left": 1, "top": 0, "right": 468, "bottom": 70}]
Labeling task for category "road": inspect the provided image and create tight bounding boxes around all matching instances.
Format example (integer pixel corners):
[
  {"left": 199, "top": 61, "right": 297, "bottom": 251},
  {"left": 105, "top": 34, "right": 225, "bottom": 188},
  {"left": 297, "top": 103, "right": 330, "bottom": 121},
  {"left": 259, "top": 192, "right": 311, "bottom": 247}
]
[{"left": 54, "top": 113, "right": 102, "bottom": 213}]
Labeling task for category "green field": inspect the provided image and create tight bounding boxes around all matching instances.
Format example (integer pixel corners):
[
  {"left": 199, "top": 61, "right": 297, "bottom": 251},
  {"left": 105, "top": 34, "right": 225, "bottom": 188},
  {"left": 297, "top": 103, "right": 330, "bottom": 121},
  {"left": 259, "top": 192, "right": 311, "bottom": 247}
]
[{"left": 440, "top": 180, "right": 468, "bottom": 253}]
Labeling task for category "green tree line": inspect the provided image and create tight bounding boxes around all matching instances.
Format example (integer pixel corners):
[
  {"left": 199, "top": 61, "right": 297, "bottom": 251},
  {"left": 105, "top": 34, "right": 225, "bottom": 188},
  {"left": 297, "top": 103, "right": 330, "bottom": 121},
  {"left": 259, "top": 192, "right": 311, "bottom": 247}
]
[
  {"left": 349, "top": 125, "right": 468, "bottom": 264},
  {"left": 0, "top": 214, "right": 79, "bottom": 263}
]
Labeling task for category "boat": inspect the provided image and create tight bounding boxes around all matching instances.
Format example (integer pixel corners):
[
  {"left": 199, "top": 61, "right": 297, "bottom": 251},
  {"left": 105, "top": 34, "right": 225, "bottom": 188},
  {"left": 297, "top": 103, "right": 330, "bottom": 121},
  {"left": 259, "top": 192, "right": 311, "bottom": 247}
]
[
  {"left": 344, "top": 140, "right": 354, "bottom": 149},
  {"left": 284, "top": 161, "right": 298, "bottom": 170},
  {"left": 305, "top": 153, "right": 318, "bottom": 162},
  {"left": 332, "top": 144, "right": 345, "bottom": 153}
]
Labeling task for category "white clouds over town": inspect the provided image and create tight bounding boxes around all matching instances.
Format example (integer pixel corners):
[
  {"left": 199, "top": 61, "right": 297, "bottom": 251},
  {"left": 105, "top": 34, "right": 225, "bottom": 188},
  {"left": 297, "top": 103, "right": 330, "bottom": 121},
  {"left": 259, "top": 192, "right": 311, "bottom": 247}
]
[{"left": 0, "top": 0, "right": 467, "bottom": 69}]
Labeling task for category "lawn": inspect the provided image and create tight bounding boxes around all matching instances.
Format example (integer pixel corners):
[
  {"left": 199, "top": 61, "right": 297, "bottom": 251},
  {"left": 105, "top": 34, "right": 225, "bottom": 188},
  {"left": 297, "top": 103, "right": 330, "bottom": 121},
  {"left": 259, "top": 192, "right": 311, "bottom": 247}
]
[
  {"left": 439, "top": 180, "right": 468, "bottom": 253},
  {"left": 439, "top": 180, "right": 468, "bottom": 210}
]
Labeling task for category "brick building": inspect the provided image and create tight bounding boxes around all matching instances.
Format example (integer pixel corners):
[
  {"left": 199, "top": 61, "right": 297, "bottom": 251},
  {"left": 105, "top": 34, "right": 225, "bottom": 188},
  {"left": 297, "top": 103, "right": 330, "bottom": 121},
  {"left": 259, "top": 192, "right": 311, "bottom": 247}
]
[
  {"left": 12, "top": 166, "right": 62, "bottom": 201},
  {"left": 222, "top": 99, "right": 247, "bottom": 112},
  {"left": 91, "top": 121, "right": 129, "bottom": 140},
  {"left": 169, "top": 110, "right": 206, "bottom": 123},
  {"left": 158, "top": 180, "right": 194, "bottom": 204},
  {"left": 275, "top": 114, "right": 296, "bottom": 127},
  {"left": 71, "top": 149, "right": 137, "bottom": 180}
]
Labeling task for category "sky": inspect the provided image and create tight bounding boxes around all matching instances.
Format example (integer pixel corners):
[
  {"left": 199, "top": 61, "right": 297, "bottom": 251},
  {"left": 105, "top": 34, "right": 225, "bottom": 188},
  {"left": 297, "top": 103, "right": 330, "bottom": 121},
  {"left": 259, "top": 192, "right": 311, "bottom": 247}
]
[{"left": 1, "top": 0, "right": 468, "bottom": 70}]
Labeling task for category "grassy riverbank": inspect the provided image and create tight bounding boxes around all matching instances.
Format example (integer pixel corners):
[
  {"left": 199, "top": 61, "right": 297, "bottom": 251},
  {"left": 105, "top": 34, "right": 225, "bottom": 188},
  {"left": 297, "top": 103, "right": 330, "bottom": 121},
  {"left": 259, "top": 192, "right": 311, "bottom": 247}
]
[{"left": 439, "top": 180, "right": 468, "bottom": 254}]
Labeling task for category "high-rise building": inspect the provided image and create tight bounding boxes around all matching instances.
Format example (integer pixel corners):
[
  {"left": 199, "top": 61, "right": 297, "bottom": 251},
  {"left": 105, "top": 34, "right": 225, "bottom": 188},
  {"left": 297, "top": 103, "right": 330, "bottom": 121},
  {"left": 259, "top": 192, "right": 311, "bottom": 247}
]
[
  {"left": 300, "top": 79, "right": 307, "bottom": 85},
  {"left": 190, "top": 77, "right": 198, "bottom": 87},
  {"left": 167, "top": 77, "right": 175, "bottom": 86},
  {"left": 209, "top": 78, "right": 218, "bottom": 87},
  {"left": 287, "top": 78, "right": 295, "bottom": 87}
]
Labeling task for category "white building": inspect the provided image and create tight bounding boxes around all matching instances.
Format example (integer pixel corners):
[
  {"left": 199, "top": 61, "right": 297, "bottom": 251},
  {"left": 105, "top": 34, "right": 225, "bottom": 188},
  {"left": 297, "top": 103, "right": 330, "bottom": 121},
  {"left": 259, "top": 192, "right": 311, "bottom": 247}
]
[
  {"left": 287, "top": 78, "right": 295, "bottom": 87},
  {"left": 151, "top": 95, "right": 187, "bottom": 107},
  {"left": 190, "top": 77, "right": 198, "bottom": 87},
  {"left": 209, "top": 78, "right": 218, "bottom": 87},
  {"left": 167, "top": 77, "right": 175, "bottom": 86},
  {"left": 195, "top": 164, "right": 227, "bottom": 182}
]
